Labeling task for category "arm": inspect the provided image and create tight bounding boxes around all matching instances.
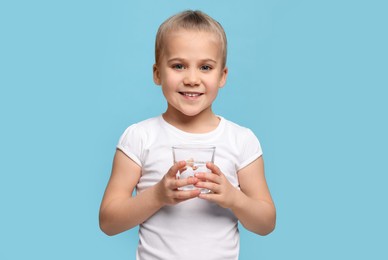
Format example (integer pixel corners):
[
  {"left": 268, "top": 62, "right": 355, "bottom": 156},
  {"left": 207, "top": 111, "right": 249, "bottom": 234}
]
[
  {"left": 232, "top": 156, "right": 276, "bottom": 235},
  {"left": 99, "top": 149, "right": 201, "bottom": 236},
  {"left": 195, "top": 156, "right": 276, "bottom": 235}
]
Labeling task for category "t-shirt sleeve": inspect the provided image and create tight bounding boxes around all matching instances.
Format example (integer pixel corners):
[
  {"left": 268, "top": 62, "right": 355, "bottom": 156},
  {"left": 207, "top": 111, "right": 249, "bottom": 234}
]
[
  {"left": 116, "top": 124, "right": 143, "bottom": 167},
  {"left": 237, "top": 128, "right": 263, "bottom": 171}
]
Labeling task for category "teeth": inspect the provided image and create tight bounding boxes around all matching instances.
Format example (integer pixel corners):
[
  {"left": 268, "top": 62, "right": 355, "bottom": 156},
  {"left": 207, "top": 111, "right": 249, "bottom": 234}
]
[{"left": 182, "top": 92, "right": 201, "bottom": 97}]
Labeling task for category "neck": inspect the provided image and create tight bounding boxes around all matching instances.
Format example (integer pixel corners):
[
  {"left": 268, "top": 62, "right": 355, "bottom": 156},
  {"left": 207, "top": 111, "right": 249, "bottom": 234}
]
[{"left": 162, "top": 108, "right": 220, "bottom": 134}]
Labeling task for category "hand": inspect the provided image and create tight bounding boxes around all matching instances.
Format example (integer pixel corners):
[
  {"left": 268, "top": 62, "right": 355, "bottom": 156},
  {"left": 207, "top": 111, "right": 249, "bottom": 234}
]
[
  {"left": 194, "top": 162, "right": 239, "bottom": 209},
  {"left": 155, "top": 161, "right": 201, "bottom": 206}
]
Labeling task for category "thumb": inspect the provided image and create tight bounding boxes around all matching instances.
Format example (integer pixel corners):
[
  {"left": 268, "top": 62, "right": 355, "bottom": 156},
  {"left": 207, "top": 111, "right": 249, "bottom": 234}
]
[
  {"left": 206, "top": 162, "right": 221, "bottom": 175},
  {"left": 167, "top": 160, "right": 186, "bottom": 177}
]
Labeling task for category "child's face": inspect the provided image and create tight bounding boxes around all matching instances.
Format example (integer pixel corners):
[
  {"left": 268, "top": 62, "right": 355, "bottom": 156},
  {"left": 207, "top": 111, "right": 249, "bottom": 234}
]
[{"left": 153, "top": 29, "right": 227, "bottom": 119}]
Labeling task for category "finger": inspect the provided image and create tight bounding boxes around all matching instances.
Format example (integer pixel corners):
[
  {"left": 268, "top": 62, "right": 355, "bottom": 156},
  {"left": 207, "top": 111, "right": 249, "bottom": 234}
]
[
  {"left": 167, "top": 161, "right": 187, "bottom": 178},
  {"left": 195, "top": 180, "right": 220, "bottom": 193},
  {"left": 171, "top": 176, "right": 198, "bottom": 190},
  {"left": 206, "top": 162, "right": 222, "bottom": 176},
  {"left": 198, "top": 192, "right": 219, "bottom": 203},
  {"left": 194, "top": 172, "right": 220, "bottom": 183},
  {"left": 173, "top": 189, "right": 201, "bottom": 201}
]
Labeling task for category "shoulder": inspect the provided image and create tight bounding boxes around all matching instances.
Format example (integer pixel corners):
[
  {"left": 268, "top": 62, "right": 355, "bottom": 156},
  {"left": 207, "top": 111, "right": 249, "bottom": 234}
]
[
  {"left": 116, "top": 116, "right": 163, "bottom": 165},
  {"left": 219, "top": 117, "right": 261, "bottom": 152},
  {"left": 220, "top": 117, "right": 263, "bottom": 170},
  {"left": 118, "top": 116, "right": 162, "bottom": 145},
  {"left": 220, "top": 117, "right": 257, "bottom": 139},
  {"left": 122, "top": 116, "right": 161, "bottom": 134}
]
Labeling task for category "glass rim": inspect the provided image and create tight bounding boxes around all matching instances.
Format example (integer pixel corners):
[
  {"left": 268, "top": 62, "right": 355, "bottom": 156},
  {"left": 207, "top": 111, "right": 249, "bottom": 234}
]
[{"left": 172, "top": 144, "right": 216, "bottom": 150}]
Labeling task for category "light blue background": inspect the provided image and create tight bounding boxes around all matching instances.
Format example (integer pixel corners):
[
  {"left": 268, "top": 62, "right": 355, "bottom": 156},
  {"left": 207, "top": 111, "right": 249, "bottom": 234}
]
[{"left": 1, "top": 0, "right": 387, "bottom": 259}]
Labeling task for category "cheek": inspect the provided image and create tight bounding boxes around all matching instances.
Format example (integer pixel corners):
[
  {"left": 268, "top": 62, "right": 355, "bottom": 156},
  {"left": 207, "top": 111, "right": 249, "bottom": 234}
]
[
  {"left": 206, "top": 77, "right": 223, "bottom": 90},
  {"left": 164, "top": 73, "right": 180, "bottom": 85},
  {"left": 161, "top": 75, "right": 179, "bottom": 94}
]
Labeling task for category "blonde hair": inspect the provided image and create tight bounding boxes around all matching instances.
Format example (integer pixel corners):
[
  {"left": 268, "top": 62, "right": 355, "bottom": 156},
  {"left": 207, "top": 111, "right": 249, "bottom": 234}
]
[{"left": 155, "top": 10, "right": 227, "bottom": 68}]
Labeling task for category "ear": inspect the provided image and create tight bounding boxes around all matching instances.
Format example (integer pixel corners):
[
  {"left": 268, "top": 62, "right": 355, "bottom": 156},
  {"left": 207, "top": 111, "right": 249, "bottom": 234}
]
[
  {"left": 218, "top": 67, "right": 228, "bottom": 88},
  {"left": 153, "top": 64, "right": 161, "bottom": 85}
]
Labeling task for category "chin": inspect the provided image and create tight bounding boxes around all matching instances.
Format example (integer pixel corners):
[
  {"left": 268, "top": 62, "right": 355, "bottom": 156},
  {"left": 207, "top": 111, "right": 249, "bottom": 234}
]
[
  {"left": 168, "top": 104, "right": 211, "bottom": 118},
  {"left": 181, "top": 112, "right": 201, "bottom": 117}
]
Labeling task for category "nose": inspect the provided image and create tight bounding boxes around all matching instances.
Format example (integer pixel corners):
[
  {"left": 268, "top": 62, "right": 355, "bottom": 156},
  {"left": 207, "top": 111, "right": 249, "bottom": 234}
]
[{"left": 183, "top": 69, "right": 201, "bottom": 87}]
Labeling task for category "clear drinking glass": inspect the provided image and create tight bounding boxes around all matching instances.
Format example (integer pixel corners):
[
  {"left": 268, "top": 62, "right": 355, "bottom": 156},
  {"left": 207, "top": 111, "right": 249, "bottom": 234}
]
[{"left": 172, "top": 145, "right": 216, "bottom": 194}]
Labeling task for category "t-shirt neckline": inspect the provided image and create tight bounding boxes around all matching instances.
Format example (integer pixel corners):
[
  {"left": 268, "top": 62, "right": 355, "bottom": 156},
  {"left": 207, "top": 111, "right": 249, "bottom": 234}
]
[{"left": 158, "top": 115, "right": 225, "bottom": 141}]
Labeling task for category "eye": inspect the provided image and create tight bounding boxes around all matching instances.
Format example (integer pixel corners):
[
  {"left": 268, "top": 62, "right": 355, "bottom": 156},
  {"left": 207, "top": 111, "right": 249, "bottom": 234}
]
[
  {"left": 172, "top": 64, "right": 185, "bottom": 70},
  {"left": 200, "top": 65, "right": 212, "bottom": 71}
]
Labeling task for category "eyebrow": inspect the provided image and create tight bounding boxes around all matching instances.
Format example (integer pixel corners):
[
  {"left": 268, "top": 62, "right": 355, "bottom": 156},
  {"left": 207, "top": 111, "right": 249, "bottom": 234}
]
[{"left": 167, "top": 58, "right": 218, "bottom": 64}]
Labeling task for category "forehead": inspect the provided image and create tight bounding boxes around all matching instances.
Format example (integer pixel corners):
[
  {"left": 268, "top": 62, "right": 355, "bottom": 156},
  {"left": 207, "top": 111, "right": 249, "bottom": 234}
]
[{"left": 162, "top": 29, "right": 222, "bottom": 58}]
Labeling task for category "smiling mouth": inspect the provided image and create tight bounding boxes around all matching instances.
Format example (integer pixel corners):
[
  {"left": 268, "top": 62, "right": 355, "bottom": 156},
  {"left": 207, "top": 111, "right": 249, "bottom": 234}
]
[{"left": 179, "top": 92, "right": 203, "bottom": 97}]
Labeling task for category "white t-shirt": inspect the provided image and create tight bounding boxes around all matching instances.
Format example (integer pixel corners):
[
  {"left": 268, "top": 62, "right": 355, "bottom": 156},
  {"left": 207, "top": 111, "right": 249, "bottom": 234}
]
[{"left": 117, "top": 115, "right": 263, "bottom": 260}]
